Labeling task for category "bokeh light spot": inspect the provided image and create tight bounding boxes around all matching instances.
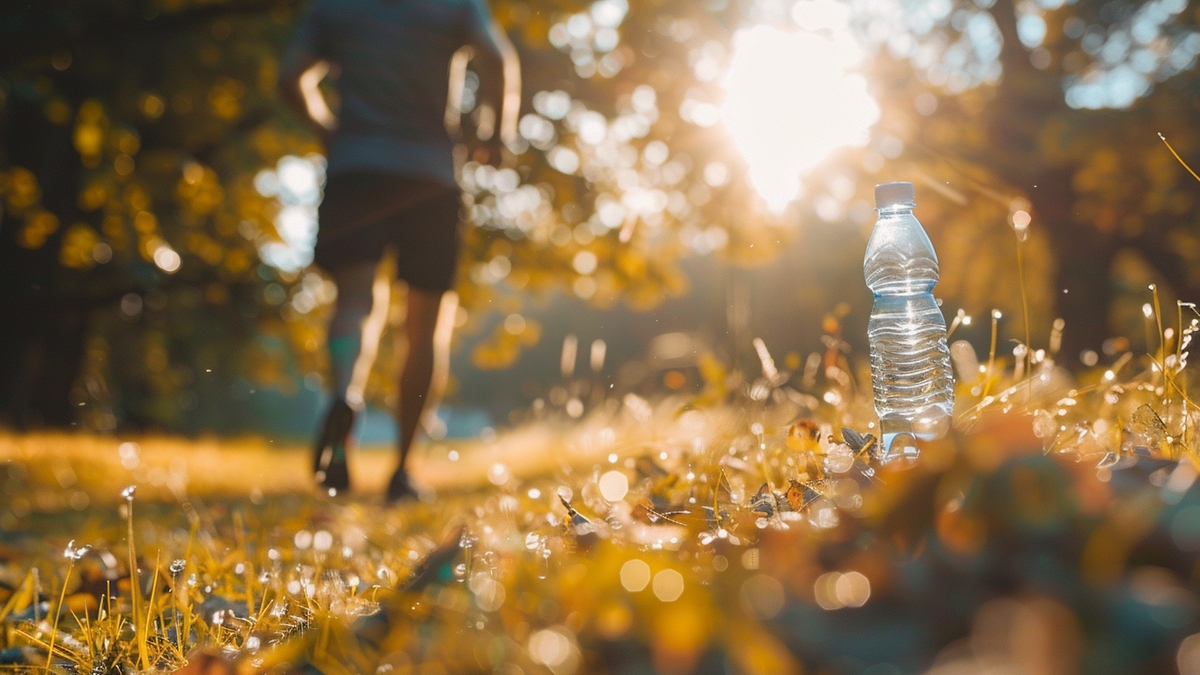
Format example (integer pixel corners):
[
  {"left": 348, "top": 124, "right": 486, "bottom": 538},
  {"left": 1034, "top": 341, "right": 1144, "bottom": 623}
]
[
  {"left": 814, "top": 570, "right": 871, "bottom": 609},
  {"left": 528, "top": 627, "right": 574, "bottom": 667},
  {"left": 598, "top": 470, "right": 629, "bottom": 501},
  {"left": 152, "top": 243, "right": 181, "bottom": 273},
  {"left": 620, "top": 559, "right": 651, "bottom": 592},
  {"left": 740, "top": 573, "right": 785, "bottom": 619},
  {"left": 573, "top": 250, "right": 598, "bottom": 275},
  {"left": 1178, "top": 632, "right": 1200, "bottom": 675},
  {"left": 652, "top": 568, "right": 685, "bottom": 602}
]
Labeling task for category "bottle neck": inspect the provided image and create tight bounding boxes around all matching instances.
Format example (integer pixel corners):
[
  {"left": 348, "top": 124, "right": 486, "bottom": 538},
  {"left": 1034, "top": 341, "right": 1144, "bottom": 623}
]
[{"left": 876, "top": 202, "right": 916, "bottom": 218}]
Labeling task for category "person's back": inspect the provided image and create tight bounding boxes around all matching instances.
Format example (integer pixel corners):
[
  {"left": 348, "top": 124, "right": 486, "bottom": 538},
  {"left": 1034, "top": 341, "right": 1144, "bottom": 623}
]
[{"left": 285, "top": 0, "right": 504, "bottom": 184}]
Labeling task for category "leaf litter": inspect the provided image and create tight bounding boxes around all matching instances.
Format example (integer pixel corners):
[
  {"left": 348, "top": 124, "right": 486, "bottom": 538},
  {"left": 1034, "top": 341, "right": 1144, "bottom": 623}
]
[{"left": 4, "top": 326, "right": 1200, "bottom": 673}]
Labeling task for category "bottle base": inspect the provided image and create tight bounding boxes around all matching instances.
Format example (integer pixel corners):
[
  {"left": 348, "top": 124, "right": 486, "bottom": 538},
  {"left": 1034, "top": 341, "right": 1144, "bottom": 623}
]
[
  {"left": 878, "top": 406, "right": 951, "bottom": 465},
  {"left": 880, "top": 432, "right": 921, "bottom": 466}
]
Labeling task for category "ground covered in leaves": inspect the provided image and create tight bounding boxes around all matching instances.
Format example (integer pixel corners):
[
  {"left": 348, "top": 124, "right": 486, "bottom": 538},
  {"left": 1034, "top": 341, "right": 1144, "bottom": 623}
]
[{"left": 4, "top": 339, "right": 1200, "bottom": 675}]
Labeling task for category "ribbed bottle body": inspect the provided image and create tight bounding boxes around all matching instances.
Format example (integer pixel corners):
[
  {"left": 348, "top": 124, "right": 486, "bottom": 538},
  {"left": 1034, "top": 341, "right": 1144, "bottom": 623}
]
[
  {"left": 863, "top": 200, "right": 954, "bottom": 457},
  {"left": 867, "top": 293, "right": 954, "bottom": 443}
]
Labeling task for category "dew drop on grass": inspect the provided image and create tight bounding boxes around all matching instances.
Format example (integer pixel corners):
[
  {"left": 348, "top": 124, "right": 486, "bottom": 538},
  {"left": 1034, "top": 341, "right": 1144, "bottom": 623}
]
[
  {"left": 824, "top": 443, "right": 855, "bottom": 473},
  {"left": 488, "top": 463, "right": 510, "bottom": 485},
  {"left": 808, "top": 497, "right": 839, "bottom": 529},
  {"left": 312, "top": 531, "right": 333, "bottom": 552}
]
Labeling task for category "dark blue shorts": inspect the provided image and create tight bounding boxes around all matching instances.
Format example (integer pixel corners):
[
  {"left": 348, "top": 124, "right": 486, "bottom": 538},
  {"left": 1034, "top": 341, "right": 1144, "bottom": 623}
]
[{"left": 314, "top": 172, "right": 461, "bottom": 293}]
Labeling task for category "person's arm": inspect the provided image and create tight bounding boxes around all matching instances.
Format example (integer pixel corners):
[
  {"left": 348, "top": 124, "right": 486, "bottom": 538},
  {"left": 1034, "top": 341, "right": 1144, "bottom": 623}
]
[
  {"left": 280, "top": 58, "right": 338, "bottom": 136},
  {"left": 475, "top": 21, "right": 520, "bottom": 148},
  {"left": 279, "top": 5, "right": 338, "bottom": 137},
  {"left": 464, "top": 0, "right": 520, "bottom": 162}
]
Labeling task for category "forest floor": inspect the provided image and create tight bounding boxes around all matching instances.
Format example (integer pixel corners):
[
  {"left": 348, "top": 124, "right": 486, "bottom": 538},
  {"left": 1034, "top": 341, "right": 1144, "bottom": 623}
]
[{"left": 2, "top": 357, "right": 1200, "bottom": 675}]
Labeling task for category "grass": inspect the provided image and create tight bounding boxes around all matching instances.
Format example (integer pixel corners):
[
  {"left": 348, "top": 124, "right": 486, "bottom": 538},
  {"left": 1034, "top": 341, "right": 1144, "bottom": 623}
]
[{"left": 3, "top": 319, "right": 1200, "bottom": 674}]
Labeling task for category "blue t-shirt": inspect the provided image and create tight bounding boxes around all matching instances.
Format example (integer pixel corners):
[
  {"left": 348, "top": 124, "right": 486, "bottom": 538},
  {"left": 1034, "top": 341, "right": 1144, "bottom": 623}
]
[{"left": 283, "top": 0, "right": 500, "bottom": 186}]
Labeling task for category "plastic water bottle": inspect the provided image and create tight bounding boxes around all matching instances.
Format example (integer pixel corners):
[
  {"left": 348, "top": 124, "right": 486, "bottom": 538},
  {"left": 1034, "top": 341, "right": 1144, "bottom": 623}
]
[{"left": 864, "top": 182, "right": 954, "bottom": 461}]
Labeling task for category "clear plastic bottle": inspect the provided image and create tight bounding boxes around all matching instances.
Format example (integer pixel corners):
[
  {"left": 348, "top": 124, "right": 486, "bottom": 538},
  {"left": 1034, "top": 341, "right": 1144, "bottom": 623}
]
[{"left": 864, "top": 182, "right": 954, "bottom": 461}]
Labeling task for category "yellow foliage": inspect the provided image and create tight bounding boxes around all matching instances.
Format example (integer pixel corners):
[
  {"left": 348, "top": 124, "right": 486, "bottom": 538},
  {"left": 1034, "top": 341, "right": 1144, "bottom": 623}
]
[
  {"left": 204, "top": 282, "right": 230, "bottom": 305},
  {"left": 73, "top": 99, "right": 107, "bottom": 164},
  {"left": 257, "top": 57, "right": 279, "bottom": 95},
  {"left": 123, "top": 183, "right": 151, "bottom": 212},
  {"left": 651, "top": 598, "right": 714, "bottom": 673},
  {"left": 3, "top": 166, "right": 42, "bottom": 212},
  {"left": 229, "top": 180, "right": 273, "bottom": 229},
  {"left": 214, "top": 212, "right": 239, "bottom": 237},
  {"left": 207, "top": 77, "right": 245, "bottom": 120},
  {"left": 43, "top": 98, "right": 72, "bottom": 125},
  {"left": 138, "top": 235, "right": 161, "bottom": 261},
  {"left": 59, "top": 223, "right": 100, "bottom": 269},
  {"left": 186, "top": 231, "right": 225, "bottom": 266},
  {"left": 616, "top": 248, "right": 647, "bottom": 280},
  {"left": 523, "top": 14, "right": 551, "bottom": 47},
  {"left": 470, "top": 335, "right": 511, "bottom": 371},
  {"left": 102, "top": 214, "right": 128, "bottom": 252},
  {"left": 469, "top": 314, "right": 542, "bottom": 370},
  {"left": 114, "top": 128, "right": 141, "bottom": 156},
  {"left": 725, "top": 625, "right": 803, "bottom": 675},
  {"left": 251, "top": 127, "right": 286, "bottom": 161},
  {"left": 694, "top": 351, "right": 729, "bottom": 406},
  {"left": 133, "top": 210, "right": 158, "bottom": 234},
  {"left": 78, "top": 182, "right": 108, "bottom": 211},
  {"left": 176, "top": 163, "right": 225, "bottom": 216},
  {"left": 1073, "top": 148, "right": 1121, "bottom": 194},
  {"left": 17, "top": 210, "right": 59, "bottom": 249},
  {"left": 139, "top": 92, "right": 166, "bottom": 120},
  {"left": 225, "top": 248, "right": 252, "bottom": 276}
]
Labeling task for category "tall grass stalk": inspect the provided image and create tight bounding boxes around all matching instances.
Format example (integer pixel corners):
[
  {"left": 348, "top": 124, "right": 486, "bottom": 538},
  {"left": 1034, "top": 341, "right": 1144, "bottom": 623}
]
[
  {"left": 123, "top": 487, "right": 150, "bottom": 671},
  {"left": 43, "top": 554, "right": 76, "bottom": 675},
  {"left": 983, "top": 310, "right": 1000, "bottom": 399}
]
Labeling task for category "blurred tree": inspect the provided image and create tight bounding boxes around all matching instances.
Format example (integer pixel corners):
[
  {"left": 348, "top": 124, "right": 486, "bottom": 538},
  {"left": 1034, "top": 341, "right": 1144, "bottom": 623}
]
[
  {"left": 874, "top": 0, "right": 1200, "bottom": 360},
  {"left": 0, "top": 0, "right": 314, "bottom": 430}
]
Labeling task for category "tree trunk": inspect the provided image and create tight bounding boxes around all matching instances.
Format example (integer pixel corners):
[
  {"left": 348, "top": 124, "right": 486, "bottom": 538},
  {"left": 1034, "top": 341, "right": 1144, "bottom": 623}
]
[
  {"left": 1033, "top": 169, "right": 1117, "bottom": 361},
  {"left": 0, "top": 87, "right": 88, "bottom": 429},
  {"left": 985, "top": 0, "right": 1117, "bottom": 361}
]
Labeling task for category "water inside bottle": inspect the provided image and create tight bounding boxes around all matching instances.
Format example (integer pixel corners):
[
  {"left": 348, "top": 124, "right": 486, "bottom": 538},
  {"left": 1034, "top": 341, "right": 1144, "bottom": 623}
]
[{"left": 865, "top": 190, "right": 955, "bottom": 462}]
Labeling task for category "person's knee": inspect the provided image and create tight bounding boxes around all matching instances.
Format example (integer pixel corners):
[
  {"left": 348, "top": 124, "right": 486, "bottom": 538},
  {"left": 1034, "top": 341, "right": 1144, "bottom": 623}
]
[{"left": 328, "top": 264, "right": 378, "bottom": 335}]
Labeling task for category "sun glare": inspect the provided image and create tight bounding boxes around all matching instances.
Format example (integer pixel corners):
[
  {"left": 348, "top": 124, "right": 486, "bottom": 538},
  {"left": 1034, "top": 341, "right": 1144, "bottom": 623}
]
[{"left": 721, "top": 19, "right": 880, "bottom": 212}]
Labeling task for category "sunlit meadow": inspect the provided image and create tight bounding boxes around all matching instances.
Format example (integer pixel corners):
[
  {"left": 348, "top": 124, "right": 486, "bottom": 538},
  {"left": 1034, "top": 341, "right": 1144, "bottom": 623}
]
[{"left": 6, "top": 302, "right": 1200, "bottom": 673}]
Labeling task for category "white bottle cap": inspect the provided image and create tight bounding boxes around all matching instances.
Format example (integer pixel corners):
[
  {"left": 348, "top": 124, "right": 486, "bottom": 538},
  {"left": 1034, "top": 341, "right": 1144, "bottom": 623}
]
[{"left": 875, "top": 182, "right": 915, "bottom": 208}]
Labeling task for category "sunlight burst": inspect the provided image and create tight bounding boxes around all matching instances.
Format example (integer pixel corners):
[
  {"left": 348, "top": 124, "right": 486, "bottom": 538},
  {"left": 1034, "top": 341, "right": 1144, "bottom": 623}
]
[{"left": 721, "top": 22, "right": 880, "bottom": 212}]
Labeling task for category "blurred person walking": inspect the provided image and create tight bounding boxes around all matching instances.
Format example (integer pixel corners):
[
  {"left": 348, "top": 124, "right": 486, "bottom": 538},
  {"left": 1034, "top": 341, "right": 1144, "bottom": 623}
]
[{"left": 279, "top": 0, "right": 519, "bottom": 502}]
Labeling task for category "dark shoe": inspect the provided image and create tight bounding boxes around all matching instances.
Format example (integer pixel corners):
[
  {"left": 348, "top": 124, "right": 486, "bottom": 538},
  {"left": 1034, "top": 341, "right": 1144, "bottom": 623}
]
[
  {"left": 313, "top": 398, "right": 354, "bottom": 493},
  {"left": 385, "top": 468, "right": 420, "bottom": 504},
  {"left": 401, "top": 525, "right": 464, "bottom": 592}
]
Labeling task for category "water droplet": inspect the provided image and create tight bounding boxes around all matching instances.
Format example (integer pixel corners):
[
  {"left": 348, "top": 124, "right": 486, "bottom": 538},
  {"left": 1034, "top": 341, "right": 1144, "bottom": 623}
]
[{"left": 824, "top": 443, "right": 855, "bottom": 473}]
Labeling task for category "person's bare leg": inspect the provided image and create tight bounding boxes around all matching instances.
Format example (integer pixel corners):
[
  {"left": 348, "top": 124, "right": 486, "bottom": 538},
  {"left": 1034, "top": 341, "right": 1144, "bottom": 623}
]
[
  {"left": 421, "top": 291, "right": 459, "bottom": 440},
  {"left": 327, "top": 262, "right": 379, "bottom": 400},
  {"left": 314, "top": 260, "right": 382, "bottom": 491},
  {"left": 391, "top": 287, "right": 445, "bottom": 495}
]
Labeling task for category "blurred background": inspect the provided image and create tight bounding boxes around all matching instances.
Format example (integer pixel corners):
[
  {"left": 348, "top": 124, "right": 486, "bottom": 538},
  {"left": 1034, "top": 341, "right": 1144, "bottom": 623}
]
[{"left": 2, "top": 0, "right": 1199, "bottom": 442}]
